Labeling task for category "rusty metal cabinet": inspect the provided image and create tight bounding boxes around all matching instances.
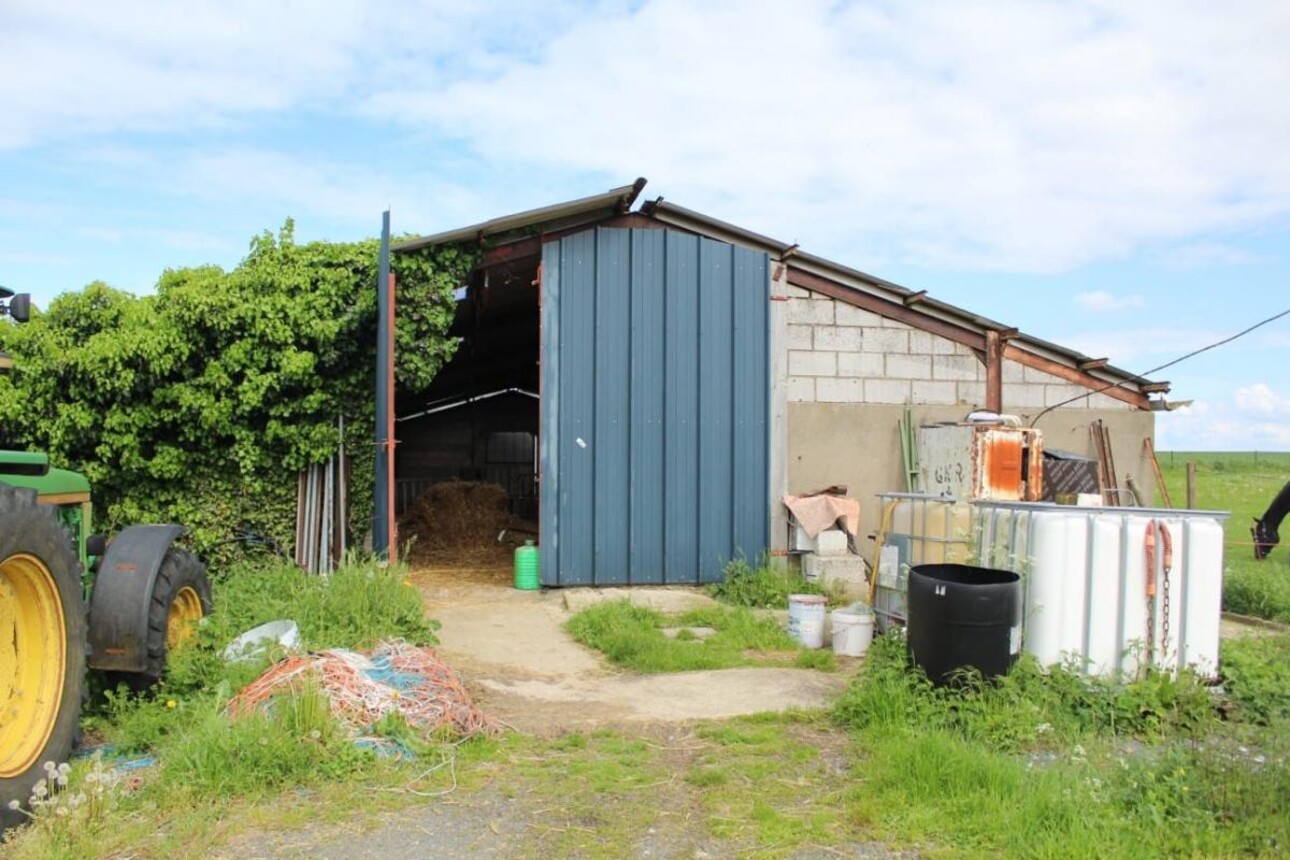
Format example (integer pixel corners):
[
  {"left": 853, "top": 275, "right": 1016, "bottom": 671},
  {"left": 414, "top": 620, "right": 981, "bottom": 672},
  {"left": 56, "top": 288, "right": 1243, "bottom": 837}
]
[{"left": 918, "top": 423, "right": 1044, "bottom": 501}]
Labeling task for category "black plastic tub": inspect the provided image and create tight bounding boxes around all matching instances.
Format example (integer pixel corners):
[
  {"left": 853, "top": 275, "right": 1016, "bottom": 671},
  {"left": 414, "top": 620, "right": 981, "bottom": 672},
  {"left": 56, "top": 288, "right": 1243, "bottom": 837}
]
[{"left": 907, "top": 563, "right": 1020, "bottom": 687}]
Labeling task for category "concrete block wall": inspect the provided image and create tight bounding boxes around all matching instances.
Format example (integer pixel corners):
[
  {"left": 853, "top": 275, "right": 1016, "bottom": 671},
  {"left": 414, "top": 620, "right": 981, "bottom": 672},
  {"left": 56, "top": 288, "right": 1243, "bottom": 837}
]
[{"left": 784, "top": 288, "right": 1133, "bottom": 412}]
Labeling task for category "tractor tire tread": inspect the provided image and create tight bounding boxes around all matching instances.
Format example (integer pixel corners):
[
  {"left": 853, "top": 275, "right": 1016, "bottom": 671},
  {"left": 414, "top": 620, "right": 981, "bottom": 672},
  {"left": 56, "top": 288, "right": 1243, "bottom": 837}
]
[{"left": 140, "top": 548, "right": 211, "bottom": 680}]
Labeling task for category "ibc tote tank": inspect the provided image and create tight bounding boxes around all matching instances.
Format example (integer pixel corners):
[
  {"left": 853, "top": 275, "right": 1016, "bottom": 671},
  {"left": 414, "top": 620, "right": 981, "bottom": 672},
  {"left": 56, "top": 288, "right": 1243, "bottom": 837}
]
[
  {"left": 875, "top": 493, "right": 972, "bottom": 631},
  {"left": 973, "top": 502, "right": 1227, "bottom": 679}
]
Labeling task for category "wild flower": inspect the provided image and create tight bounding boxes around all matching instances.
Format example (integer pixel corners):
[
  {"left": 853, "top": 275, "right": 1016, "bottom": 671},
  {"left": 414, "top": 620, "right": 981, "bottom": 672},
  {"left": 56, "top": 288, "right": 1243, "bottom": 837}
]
[{"left": 12, "top": 751, "right": 124, "bottom": 836}]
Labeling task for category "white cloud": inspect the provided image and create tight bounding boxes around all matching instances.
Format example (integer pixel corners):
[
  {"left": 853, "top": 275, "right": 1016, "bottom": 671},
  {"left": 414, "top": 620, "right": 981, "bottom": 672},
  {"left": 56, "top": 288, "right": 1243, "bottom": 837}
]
[
  {"left": 1158, "top": 384, "right": 1290, "bottom": 449},
  {"left": 4, "top": 0, "right": 1290, "bottom": 276},
  {"left": 0, "top": 1, "right": 371, "bottom": 148},
  {"left": 1235, "top": 383, "right": 1290, "bottom": 416},
  {"left": 1074, "top": 291, "right": 1146, "bottom": 312},
  {"left": 0, "top": 0, "right": 594, "bottom": 149},
  {"left": 363, "top": 0, "right": 1290, "bottom": 272}
]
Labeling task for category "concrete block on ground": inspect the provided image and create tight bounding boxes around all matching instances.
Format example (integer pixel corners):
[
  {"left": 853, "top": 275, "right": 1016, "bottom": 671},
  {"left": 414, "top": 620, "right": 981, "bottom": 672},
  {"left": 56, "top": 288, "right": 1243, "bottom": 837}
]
[
  {"left": 790, "top": 523, "right": 816, "bottom": 553},
  {"left": 814, "top": 529, "right": 850, "bottom": 556},
  {"left": 802, "top": 555, "right": 868, "bottom": 602}
]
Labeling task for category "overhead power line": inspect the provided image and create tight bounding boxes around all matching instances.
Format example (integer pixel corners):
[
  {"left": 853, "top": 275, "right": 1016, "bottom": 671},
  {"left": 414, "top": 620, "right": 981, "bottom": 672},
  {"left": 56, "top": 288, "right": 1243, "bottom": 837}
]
[{"left": 1029, "top": 307, "right": 1290, "bottom": 426}]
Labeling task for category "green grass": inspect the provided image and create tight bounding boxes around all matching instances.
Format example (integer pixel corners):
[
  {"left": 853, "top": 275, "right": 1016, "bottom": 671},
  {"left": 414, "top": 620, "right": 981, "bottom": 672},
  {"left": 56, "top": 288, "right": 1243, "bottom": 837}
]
[
  {"left": 1220, "top": 634, "right": 1290, "bottom": 724},
  {"left": 1159, "top": 451, "right": 1290, "bottom": 622},
  {"left": 14, "top": 628, "right": 1290, "bottom": 858},
  {"left": 565, "top": 599, "right": 836, "bottom": 673},
  {"left": 829, "top": 630, "right": 1290, "bottom": 858}
]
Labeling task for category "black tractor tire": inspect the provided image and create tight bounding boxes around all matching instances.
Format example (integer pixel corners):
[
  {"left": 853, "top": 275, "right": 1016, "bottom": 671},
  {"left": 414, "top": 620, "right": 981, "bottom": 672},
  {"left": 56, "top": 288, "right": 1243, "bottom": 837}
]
[
  {"left": 0, "top": 485, "right": 86, "bottom": 835},
  {"left": 140, "top": 548, "right": 211, "bottom": 684}
]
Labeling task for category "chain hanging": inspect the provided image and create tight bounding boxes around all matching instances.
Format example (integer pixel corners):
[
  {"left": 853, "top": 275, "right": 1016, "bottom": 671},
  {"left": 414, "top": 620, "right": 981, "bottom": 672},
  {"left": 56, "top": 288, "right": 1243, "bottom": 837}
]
[{"left": 1161, "top": 562, "right": 1171, "bottom": 656}]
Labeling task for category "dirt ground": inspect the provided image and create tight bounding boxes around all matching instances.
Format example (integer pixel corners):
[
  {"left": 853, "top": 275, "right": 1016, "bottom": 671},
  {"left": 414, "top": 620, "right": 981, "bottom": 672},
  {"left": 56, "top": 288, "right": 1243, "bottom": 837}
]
[
  {"left": 214, "top": 719, "right": 910, "bottom": 860},
  {"left": 404, "top": 563, "right": 851, "bottom": 733}
]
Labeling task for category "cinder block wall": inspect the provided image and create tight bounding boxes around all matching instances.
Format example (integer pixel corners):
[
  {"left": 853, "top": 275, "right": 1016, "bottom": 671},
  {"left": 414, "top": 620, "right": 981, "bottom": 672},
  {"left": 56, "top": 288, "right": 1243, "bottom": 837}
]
[
  {"left": 777, "top": 286, "right": 1156, "bottom": 551},
  {"left": 785, "top": 287, "right": 1129, "bottom": 412}
]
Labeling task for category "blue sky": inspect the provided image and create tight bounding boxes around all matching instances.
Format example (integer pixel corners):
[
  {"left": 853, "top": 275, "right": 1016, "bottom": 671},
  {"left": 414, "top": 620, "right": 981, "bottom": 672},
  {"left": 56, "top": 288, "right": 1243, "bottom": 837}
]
[{"left": 1, "top": 0, "right": 1287, "bottom": 450}]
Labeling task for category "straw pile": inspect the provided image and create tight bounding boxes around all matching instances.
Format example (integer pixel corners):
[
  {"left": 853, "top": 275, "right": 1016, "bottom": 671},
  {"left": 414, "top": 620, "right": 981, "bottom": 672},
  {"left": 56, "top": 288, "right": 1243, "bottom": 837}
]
[{"left": 403, "top": 481, "right": 513, "bottom": 550}]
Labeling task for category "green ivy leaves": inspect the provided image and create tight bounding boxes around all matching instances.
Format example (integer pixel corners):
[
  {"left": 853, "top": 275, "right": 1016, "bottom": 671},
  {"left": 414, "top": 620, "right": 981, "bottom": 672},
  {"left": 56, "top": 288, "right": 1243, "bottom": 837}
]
[{"left": 0, "top": 221, "right": 472, "bottom": 565}]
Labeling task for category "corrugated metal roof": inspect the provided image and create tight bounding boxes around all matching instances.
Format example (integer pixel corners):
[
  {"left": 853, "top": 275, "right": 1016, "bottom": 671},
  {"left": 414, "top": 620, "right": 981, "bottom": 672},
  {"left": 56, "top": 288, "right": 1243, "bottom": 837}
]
[
  {"left": 395, "top": 179, "right": 1163, "bottom": 395},
  {"left": 393, "top": 178, "right": 646, "bottom": 252}
]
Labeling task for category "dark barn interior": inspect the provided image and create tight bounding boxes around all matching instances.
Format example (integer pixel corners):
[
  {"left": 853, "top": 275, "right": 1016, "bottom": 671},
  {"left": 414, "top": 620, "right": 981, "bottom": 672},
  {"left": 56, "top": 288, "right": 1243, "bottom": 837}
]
[{"left": 394, "top": 252, "right": 541, "bottom": 523}]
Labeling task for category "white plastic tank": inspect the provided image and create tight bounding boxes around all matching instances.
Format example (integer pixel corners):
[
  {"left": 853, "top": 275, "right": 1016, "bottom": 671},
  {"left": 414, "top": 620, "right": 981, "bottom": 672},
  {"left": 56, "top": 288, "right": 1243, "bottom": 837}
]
[{"left": 973, "top": 502, "right": 1227, "bottom": 679}]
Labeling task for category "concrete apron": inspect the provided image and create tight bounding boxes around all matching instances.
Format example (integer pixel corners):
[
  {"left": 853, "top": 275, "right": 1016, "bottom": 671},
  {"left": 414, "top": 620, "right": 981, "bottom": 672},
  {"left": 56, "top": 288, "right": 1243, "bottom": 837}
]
[{"left": 410, "top": 569, "right": 848, "bottom": 734}]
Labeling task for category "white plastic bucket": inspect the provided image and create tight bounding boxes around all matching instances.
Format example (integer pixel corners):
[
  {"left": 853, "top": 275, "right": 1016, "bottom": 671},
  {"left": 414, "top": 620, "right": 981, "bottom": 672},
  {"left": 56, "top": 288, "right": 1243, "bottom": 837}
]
[
  {"left": 222, "top": 619, "right": 301, "bottom": 663},
  {"left": 832, "top": 606, "right": 875, "bottom": 657},
  {"left": 787, "top": 594, "right": 827, "bottom": 649}
]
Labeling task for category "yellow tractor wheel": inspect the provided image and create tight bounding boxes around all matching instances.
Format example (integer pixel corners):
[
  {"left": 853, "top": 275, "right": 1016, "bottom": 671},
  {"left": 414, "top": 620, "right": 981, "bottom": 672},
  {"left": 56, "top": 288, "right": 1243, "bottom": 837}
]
[
  {"left": 141, "top": 549, "right": 211, "bottom": 683},
  {"left": 0, "top": 486, "right": 85, "bottom": 833}
]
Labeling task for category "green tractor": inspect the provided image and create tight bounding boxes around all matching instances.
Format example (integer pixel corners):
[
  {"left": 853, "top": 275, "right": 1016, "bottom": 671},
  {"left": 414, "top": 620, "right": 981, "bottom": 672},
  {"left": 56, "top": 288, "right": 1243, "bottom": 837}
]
[{"left": 0, "top": 287, "right": 210, "bottom": 830}]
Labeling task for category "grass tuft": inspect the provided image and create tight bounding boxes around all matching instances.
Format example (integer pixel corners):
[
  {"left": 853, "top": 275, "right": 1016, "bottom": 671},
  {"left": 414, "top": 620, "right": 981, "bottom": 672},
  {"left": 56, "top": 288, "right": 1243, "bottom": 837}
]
[{"left": 565, "top": 599, "right": 835, "bottom": 673}]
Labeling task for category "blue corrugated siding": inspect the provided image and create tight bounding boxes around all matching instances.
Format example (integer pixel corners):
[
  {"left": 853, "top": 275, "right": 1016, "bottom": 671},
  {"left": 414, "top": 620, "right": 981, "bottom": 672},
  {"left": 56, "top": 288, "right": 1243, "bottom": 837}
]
[
  {"left": 540, "top": 227, "right": 769, "bottom": 586},
  {"left": 628, "top": 230, "right": 666, "bottom": 583}
]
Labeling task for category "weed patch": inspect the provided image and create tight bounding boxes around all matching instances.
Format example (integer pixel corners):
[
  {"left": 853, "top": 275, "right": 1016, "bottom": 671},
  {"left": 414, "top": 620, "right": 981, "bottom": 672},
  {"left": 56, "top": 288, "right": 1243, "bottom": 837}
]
[
  {"left": 834, "top": 633, "right": 1215, "bottom": 749},
  {"left": 1220, "top": 633, "right": 1290, "bottom": 723},
  {"left": 710, "top": 556, "right": 826, "bottom": 608}
]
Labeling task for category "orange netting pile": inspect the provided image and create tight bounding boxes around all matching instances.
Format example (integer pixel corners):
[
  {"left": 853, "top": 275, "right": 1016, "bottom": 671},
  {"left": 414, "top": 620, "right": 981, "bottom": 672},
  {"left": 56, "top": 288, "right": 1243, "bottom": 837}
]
[{"left": 227, "top": 639, "right": 497, "bottom": 741}]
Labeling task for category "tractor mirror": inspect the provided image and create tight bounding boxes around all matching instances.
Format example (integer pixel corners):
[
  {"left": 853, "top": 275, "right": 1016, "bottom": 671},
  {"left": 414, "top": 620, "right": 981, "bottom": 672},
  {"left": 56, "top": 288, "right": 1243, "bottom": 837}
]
[{"left": 8, "top": 293, "right": 31, "bottom": 322}]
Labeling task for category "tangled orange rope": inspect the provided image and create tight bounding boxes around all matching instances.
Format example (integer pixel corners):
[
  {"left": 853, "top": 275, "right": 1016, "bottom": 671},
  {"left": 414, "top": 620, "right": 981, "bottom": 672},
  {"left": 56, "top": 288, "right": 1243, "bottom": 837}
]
[{"left": 226, "top": 640, "right": 497, "bottom": 739}]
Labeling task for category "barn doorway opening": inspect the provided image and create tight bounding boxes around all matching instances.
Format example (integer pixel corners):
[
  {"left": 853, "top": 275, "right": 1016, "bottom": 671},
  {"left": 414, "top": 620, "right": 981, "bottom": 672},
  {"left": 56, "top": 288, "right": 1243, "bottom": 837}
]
[{"left": 395, "top": 252, "right": 541, "bottom": 570}]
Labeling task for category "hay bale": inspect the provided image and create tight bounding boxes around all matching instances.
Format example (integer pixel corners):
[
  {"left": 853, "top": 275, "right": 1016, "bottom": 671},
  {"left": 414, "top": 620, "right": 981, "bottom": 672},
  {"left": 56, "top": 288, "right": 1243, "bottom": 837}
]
[{"left": 404, "top": 480, "right": 513, "bottom": 550}]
